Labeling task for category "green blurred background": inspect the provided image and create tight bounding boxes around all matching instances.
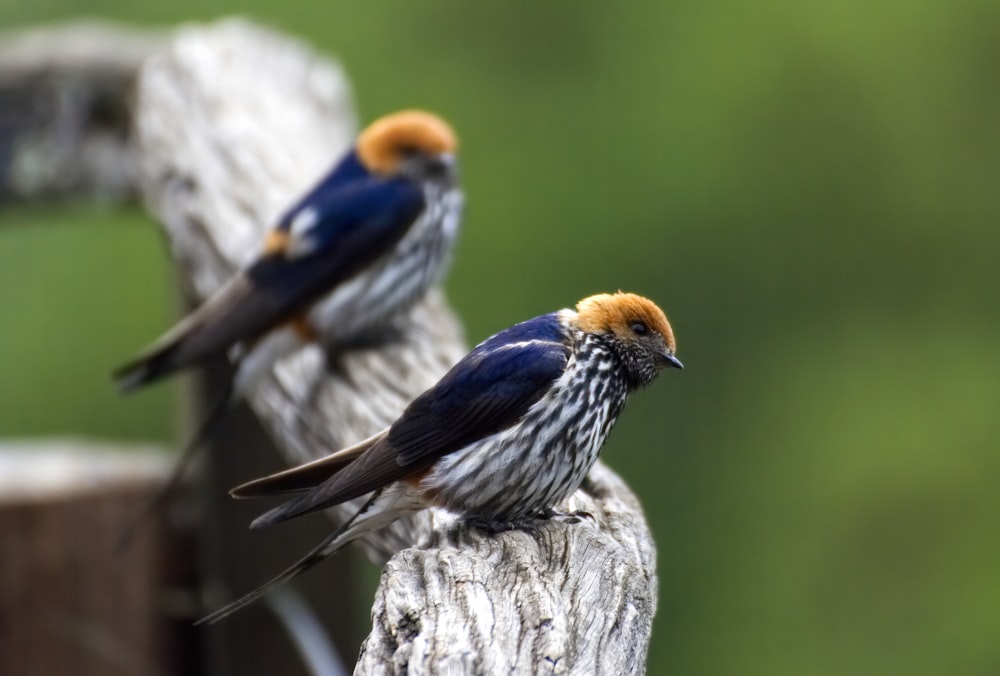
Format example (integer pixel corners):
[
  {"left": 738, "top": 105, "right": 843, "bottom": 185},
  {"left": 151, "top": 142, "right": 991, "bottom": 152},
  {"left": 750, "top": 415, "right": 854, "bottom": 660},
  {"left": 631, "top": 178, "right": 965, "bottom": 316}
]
[{"left": 2, "top": 1, "right": 999, "bottom": 674}]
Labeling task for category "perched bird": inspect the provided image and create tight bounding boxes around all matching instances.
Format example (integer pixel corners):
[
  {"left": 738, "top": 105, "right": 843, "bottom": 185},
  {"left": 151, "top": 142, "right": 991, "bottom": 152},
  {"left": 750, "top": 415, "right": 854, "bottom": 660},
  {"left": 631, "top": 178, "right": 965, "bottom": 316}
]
[
  {"left": 198, "top": 291, "right": 683, "bottom": 624},
  {"left": 112, "top": 110, "right": 464, "bottom": 548}
]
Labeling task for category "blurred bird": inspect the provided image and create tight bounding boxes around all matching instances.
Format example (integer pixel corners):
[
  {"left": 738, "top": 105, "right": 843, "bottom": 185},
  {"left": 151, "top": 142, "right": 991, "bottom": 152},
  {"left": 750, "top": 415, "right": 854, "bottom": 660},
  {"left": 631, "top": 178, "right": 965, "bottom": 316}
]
[
  {"left": 198, "top": 291, "right": 682, "bottom": 624},
  {"left": 112, "top": 110, "right": 464, "bottom": 549}
]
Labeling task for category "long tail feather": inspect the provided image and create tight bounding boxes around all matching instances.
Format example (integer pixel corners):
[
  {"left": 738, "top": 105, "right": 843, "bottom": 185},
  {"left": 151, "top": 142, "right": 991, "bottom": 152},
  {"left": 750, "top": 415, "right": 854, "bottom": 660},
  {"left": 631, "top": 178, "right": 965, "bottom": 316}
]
[
  {"left": 197, "top": 483, "right": 426, "bottom": 625},
  {"left": 196, "top": 492, "right": 379, "bottom": 626},
  {"left": 114, "top": 381, "right": 235, "bottom": 554},
  {"left": 196, "top": 535, "right": 341, "bottom": 626},
  {"left": 230, "top": 430, "right": 387, "bottom": 499}
]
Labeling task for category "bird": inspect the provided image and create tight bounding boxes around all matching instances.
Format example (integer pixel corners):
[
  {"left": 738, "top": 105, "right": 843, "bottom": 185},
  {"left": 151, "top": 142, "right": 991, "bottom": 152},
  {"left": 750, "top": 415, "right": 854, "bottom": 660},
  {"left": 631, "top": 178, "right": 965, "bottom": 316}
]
[
  {"left": 111, "top": 110, "right": 464, "bottom": 549},
  {"left": 197, "top": 291, "right": 683, "bottom": 624}
]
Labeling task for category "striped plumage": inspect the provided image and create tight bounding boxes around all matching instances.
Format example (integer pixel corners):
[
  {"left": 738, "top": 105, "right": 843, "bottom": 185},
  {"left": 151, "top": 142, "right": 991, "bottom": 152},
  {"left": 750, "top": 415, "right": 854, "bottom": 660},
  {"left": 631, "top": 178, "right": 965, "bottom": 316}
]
[
  {"left": 304, "top": 175, "right": 462, "bottom": 346},
  {"left": 199, "top": 292, "right": 682, "bottom": 624},
  {"left": 111, "top": 110, "right": 463, "bottom": 549}
]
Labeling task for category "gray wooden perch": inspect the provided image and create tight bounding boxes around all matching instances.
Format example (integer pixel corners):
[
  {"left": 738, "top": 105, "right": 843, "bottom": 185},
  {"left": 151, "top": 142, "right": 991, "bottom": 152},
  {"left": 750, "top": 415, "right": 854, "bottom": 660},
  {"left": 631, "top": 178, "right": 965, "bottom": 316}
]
[{"left": 134, "top": 18, "right": 657, "bottom": 674}]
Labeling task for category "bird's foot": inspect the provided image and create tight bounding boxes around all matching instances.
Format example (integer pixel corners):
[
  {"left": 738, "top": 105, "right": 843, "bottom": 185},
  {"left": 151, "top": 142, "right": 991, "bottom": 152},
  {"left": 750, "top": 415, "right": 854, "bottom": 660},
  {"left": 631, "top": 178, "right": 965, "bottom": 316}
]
[
  {"left": 536, "top": 507, "right": 595, "bottom": 525},
  {"left": 466, "top": 516, "right": 540, "bottom": 536},
  {"left": 324, "top": 325, "right": 405, "bottom": 359},
  {"left": 323, "top": 327, "right": 406, "bottom": 382},
  {"left": 466, "top": 509, "right": 593, "bottom": 536}
]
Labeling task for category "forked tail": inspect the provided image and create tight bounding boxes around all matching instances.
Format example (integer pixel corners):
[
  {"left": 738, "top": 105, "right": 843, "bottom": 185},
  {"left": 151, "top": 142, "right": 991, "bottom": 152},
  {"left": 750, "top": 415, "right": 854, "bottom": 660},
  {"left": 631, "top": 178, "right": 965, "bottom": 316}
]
[
  {"left": 195, "top": 491, "right": 380, "bottom": 625},
  {"left": 196, "top": 483, "right": 424, "bottom": 625}
]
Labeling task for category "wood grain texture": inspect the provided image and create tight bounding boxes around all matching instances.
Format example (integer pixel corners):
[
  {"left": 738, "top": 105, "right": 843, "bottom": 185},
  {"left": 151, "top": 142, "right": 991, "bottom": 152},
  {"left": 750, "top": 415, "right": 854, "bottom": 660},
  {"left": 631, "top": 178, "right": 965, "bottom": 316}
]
[{"left": 133, "top": 18, "right": 657, "bottom": 674}]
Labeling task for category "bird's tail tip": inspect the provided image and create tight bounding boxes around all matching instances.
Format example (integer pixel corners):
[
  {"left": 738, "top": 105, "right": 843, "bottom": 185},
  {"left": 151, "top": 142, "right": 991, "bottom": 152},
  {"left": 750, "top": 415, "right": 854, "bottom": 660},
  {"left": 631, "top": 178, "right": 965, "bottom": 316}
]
[
  {"left": 112, "top": 338, "right": 186, "bottom": 393},
  {"left": 112, "top": 360, "right": 152, "bottom": 393},
  {"left": 195, "top": 541, "right": 333, "bottom": 625},
  {"left": 249, "top": 507, "right": 285, "bottom": 530}
]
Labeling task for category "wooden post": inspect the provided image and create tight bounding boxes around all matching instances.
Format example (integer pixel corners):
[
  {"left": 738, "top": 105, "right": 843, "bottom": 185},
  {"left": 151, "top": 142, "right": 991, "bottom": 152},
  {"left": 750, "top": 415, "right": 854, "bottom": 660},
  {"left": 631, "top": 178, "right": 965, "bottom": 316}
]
[{"left": 0, "top": 441, "right": 193, "bottom": 676}]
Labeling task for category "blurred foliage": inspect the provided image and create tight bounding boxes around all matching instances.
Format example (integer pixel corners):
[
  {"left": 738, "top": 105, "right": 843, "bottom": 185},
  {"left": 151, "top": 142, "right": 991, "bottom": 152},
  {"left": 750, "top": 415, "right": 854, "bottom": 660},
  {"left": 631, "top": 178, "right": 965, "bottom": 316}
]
[{"left": 2, "top": 1, "right": 999, "bottom": 674}]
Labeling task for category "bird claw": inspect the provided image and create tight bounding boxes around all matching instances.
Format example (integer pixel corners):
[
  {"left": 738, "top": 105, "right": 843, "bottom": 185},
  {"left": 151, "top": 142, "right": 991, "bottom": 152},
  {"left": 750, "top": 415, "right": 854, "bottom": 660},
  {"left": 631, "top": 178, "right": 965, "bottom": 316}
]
[
  {"left": 466, "top": 509, "right": 593, "bottom": 536},
  {"left": 540, "top": 508, "right": 595, "bottom": 525},
  {"left": 324, "top": 327, "right": 404, "bottom": 382},
  {"left": 325, "top": 325, "right": 403, "bottom": 357},
  {"left": 466, "top": 516, "right": 540, "bottom": 536}
]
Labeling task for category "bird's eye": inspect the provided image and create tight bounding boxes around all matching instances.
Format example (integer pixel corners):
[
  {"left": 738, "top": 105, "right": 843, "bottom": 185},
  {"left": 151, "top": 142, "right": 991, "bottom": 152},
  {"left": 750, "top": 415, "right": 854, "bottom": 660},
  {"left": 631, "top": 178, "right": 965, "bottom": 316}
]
[
  {"left": 422, "top": 156, "right": 451, "bottom": 178},
  {"left": 630, "top": 321, "right": 648, "bottom": 336}
]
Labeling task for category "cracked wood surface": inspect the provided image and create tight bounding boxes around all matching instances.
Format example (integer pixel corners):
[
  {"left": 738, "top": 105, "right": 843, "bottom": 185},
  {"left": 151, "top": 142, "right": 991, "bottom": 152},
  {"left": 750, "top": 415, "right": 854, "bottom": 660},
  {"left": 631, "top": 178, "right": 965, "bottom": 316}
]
[{"left": 134, "top": 18, "right": 657, "bottom": 674}]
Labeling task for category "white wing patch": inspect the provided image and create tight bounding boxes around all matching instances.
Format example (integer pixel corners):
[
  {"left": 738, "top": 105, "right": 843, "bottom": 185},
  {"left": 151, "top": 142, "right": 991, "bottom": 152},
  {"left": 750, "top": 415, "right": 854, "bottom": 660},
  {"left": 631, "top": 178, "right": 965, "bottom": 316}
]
[{"left": 286, "top": 206, "right": 320, "bottom": 258}]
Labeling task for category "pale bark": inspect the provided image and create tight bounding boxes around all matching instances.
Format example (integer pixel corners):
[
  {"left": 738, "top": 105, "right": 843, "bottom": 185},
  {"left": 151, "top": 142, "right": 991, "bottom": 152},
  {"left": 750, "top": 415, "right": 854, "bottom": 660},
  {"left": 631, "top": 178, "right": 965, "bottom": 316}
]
[{"left": 134, "top": 18, "right": 657, "bottom": 674}]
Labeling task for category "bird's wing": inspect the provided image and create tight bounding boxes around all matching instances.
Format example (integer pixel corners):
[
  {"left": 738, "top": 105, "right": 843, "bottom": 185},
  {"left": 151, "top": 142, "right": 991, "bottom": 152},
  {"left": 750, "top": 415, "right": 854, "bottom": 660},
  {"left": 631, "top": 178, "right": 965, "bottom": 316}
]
[
  {"left": 231, "top": 430, "right": 388, "bottom": 498},
  {"left": 220, "top": 176, "right": 425, "bottom": 332},
  {"left": 250, "top": 325, "right": 571, "bottom": 527},
  {"left": 113, "top": 178, "right": 424, "bottom": 391},
  {"left": 112, "top": 273, "right": 261, "bottom": 390},
  {"left": 277, "top": 174, "right": 423, "bottom": 261},
  {"left": 388, "top": 338, "right": 571, "bottom": 467}
]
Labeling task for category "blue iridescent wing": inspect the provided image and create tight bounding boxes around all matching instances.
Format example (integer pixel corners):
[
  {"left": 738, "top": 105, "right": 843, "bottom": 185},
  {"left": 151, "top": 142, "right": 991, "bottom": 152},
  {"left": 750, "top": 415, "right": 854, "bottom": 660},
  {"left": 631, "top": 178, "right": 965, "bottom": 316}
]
[
  {"left": 174, "top": 176, "right": 424, "bottom": 357},
  {"left": 251, "top": 176, "right": 424, "bottom": 297},
  {"left": 390, "top": 314, "right": 570, "bottom": 465},
  {"left": 276, "top": 151, "right": 370, "bottom": 227}
]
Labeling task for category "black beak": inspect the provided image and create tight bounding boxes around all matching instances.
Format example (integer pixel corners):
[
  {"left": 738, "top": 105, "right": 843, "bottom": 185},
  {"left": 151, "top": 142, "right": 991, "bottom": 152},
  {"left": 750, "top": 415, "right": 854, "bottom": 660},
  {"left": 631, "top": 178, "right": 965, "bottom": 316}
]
[{"left": 661, "top": 352, "right": 684, "bottom": 370}]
